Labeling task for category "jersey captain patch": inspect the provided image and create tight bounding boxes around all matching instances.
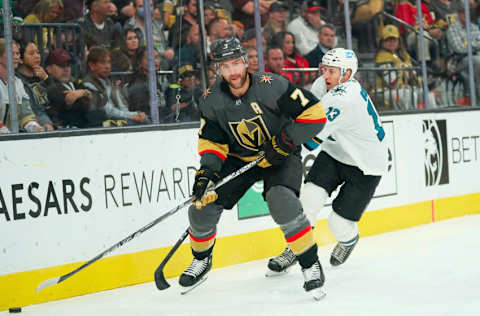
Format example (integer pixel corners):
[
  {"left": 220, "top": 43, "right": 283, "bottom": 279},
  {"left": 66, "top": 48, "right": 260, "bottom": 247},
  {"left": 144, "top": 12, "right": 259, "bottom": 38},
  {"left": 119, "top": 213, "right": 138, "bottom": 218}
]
[{"left": 228, "top": 115, "right": 272, "bottom": 151}]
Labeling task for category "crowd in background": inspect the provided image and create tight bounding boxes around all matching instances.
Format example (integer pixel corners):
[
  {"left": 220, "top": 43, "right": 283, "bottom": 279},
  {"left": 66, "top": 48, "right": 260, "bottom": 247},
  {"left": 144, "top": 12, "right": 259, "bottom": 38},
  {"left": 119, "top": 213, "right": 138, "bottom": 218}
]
[{"left": 1, "top": 0, "right": 479, "bottom": 134}]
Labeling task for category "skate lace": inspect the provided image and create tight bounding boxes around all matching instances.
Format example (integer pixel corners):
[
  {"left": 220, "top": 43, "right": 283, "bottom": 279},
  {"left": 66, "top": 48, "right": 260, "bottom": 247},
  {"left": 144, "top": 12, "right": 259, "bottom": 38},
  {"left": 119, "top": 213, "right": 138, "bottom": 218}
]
[
  {"left": 183, "top": 257, "right": 209, "bottom": 277},
  {"left": 274, "top": 247, "right": 296, "bottom": 266},
  {"left": 303, "top": 261, "right": 321, "bottom": 281}
]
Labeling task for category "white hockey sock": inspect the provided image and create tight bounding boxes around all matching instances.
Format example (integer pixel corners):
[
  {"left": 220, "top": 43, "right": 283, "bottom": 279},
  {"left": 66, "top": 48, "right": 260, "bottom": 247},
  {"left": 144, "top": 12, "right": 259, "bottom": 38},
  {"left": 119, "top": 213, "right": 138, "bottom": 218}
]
[
  {"left": 328, "top": 211, "right": 359, "bottom": 243},
  {"left": 300, "top": 182, "right": 328, "bottom": 227}
]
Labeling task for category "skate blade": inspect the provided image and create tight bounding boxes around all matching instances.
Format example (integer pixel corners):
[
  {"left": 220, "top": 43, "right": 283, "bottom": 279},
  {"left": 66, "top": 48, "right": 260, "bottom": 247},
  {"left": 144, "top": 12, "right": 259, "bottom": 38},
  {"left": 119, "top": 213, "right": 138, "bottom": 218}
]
[
  {"left": 265, "top": 268, "right": 290, "bottom": 277},
  {"left": 311, "top": 288, "right": 326, "bottom": 301},
  {"left": 180, "top": 276, "right": 208, "bottom": 295}
]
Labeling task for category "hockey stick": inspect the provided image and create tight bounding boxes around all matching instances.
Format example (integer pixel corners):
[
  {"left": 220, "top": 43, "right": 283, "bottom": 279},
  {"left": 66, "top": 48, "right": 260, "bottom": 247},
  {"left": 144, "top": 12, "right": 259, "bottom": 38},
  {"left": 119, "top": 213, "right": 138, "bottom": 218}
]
[
  {"left": 154, "top": 228, "right": 189, "bottom": 290},
  {"left": 36, "top": 155, "right": 264, "bottom": 292}
]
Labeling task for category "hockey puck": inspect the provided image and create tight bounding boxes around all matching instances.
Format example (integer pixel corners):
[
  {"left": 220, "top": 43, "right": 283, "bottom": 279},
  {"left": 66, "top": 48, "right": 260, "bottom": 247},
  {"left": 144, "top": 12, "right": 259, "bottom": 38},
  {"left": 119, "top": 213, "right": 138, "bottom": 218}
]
[{"left": 9, "top": 307, "right": 22, "bottom": 313}]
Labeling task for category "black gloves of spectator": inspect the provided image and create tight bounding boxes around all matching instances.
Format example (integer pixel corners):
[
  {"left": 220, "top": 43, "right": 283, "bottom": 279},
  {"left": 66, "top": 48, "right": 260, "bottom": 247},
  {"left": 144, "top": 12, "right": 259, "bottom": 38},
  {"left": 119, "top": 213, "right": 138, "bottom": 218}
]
[
  {"left": 262, "top": 131, "right": 297, "bottom": 166},
  {"left": 192, "top": 167, "right": 220, "bottom": 210}
]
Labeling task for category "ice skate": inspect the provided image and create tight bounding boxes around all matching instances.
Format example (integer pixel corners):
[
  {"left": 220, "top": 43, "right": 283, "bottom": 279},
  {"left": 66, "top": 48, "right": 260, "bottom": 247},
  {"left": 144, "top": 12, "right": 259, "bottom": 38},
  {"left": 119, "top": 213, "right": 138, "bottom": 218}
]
[
  {"left": 330, "top": 235, "right": 359, "bottom": 266},
  {"left": 302, "top": 259, "right": 326, "bottom": 300},
  {"left": 265, "top": 246, "right": 297, "bottom": 277},
  {"left": 179, "top": 254, "right": 212, "bottom": 290}
]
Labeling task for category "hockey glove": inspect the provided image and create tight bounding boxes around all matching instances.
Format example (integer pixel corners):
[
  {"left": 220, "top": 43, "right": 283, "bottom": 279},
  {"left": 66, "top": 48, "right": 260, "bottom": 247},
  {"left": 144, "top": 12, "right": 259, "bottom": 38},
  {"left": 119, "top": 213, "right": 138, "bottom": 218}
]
[
  {"left": 192, "top": 167, "right": 220, "bottom": 210},
  {"left": 261, "top": 131, "right": 297, "bottom": 166}
]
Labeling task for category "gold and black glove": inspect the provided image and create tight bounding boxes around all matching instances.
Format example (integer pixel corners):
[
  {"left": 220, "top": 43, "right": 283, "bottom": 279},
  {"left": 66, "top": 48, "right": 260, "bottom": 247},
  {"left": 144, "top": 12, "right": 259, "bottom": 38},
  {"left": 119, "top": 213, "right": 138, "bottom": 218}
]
[
  {"left": 261, "top": 131, "right": 297, "bottom": 166},
  {"left": 192, "top": 167, "right": 220, "bottom": 210}
]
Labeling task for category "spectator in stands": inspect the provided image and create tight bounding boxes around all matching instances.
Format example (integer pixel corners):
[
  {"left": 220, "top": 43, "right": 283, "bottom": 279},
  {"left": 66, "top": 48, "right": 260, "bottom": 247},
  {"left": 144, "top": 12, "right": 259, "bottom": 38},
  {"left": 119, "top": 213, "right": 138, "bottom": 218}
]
[
  {"left": 204, "top": 3, "right": 218, "bottom": 25},
  {"left": 0, "top": 39, "right": 44, "bottom": 133},
  {"left": 375, "top": 24, "right": 420, "bottom": 110},
  {"left": 428, "top": 0, "right": 456, "bottom": 23},
  {"left": 125, "top": 46, "right": 163, "bottom": 119},
  {"left": 406, "top": 18, "right": 448, "bottom": 65},
  {"left": 164, "top": 63, "right": 201, "bottom": 123},
  {"left": 82, "top": 46, "right": 148, "bottom": 127},
  {"left": 111, "top": 27, "right": 141, "bottom": 72},
  {"left": 78, "top": 0, "right": 121, "bottom": 49},
  {"left": 394, "top": 0, "right": 434, "bottom": 34},
  {"left": 305, "top": 24, "right": 336, "bottom": 69},
  {"left": 245, "top": 46, "right": 259, "bottom": 73},
  {"left": 262, "top": 1, "right": 288, "bottom": 43},
  {"left": 446, "top": 1, "right": 480, "bottom": 105},
  {"left": 232, "top": 20, "right": 245, "bottom": 40},
  {"left": 23, "top": 0, "right": 64, "bottom": 48},
  {"left": 287, "top": 0, "right": 324, "bottom": 56},
  {"left": 271, "top": 31, "right": 311, "bottom": 85},
  {"left": 231, "top": 0, "right": 273, "bottom": 30},
  {"left": 176, "top": 24, "right": 201, "bottom": 67},
  {"left": 162, "top": 0, "right": 176, "bottom": 29},
  {"left": 265, "top": 46, "right": 287, "bottom": 78},
  {"left": 207, "top": 18, "right": 232, "bottom": 52},
  {"left": 125, "top": 0, "right": 174, "bottom": 62},
  {"left": 241, "top": 28, "right": 267, "bottom": 52},
  {"left": 44, "top": 49, "right": 91, "bottom": 128},
  {"left": 23, "top": 0, "right": 64, "bottom": 23},
  {"left": 168, "top": 0, "right": 198, "bottom": 49},
  {"left": 16, "top": 41, "right": 55, "bottom": 130},
  {"left": 207, "top": 67, "right": 216, "bottom": 87}
]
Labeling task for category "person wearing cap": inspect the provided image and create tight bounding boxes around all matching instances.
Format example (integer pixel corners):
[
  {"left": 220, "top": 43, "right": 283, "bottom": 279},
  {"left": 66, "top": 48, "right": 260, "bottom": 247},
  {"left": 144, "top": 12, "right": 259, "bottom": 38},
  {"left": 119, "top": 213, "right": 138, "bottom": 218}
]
[
  {"left": 164, "top": 63, "right": 201, "bottom": 123},
  {"left": 263, "top": 1, "right": 288, "bottom": 42},
  {"left": 286, "top": 0, "right": 325, "bottom": 56},
  {"left": 231, "top": 20, "right": 245, "bottom": 40},
  {"left": 0, "top": 39, "right": 44, "bottom": 134},
  {"left": 375, "top": 24, "right": 421, "bottom": 110},
  {"left": 44, "top": 48, "right": 91, "bottom": 128},
  {"left": 446, "top": 0, "right": 480, "bottom": 104}
]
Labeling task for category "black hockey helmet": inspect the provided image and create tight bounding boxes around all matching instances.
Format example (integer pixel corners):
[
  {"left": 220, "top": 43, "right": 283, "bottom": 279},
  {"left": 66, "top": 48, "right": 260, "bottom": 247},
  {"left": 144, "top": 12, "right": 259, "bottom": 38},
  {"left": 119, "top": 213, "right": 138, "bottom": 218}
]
[{"left": 211, "top": 37, "right": 246, "bottom": 63}]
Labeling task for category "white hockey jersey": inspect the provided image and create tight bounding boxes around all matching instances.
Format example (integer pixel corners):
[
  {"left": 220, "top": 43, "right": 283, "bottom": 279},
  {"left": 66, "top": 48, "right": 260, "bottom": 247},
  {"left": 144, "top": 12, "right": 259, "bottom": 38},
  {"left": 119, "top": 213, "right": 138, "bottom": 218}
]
[{"left": 310, "top": 77, "right": 388, "bottom": 175}]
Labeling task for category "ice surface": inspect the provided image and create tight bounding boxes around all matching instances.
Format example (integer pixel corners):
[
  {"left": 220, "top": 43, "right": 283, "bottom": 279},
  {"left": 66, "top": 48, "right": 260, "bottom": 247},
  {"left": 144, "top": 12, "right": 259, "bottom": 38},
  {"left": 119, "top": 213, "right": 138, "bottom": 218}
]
[{"left": 3, "top": 215, "right": 480, "bottom": 316}]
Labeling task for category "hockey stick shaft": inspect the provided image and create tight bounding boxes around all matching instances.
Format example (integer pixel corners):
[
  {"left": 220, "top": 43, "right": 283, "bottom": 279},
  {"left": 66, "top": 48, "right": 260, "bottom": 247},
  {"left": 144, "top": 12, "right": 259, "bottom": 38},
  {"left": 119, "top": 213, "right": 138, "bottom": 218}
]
[
  {"left": 37, "top": 155, "right": 264, "bottom": 292},
  {"left": 154, "top": 228, "right": 189, "bottom": 289}
]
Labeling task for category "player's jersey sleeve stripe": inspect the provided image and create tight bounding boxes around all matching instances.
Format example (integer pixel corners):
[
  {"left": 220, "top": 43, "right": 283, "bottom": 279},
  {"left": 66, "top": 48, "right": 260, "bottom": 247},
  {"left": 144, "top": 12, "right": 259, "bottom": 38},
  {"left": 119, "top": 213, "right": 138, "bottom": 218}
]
[
  {"left": 295, "top": 102, "right": 327, "bottom": 123},
  {"left": 198, "top": 138, "right": 228, "bottom": 161}
]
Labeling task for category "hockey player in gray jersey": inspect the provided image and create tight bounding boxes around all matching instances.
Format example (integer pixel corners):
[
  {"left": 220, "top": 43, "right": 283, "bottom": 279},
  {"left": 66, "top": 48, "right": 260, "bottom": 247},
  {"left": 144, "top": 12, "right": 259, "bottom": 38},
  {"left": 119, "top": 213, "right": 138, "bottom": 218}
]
[
  {"left": 267, "top": 48, "right": 388, "bottom": 273},
  {"left": 178, "top": 37, "right": 328, "bottom": 299}
]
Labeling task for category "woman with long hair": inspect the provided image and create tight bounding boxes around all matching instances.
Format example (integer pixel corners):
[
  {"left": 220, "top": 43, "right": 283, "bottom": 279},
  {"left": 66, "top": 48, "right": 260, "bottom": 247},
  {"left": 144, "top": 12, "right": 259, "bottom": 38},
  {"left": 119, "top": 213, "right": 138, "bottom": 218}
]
[
  {"left": 15, "top": 40, "right": 55, "bottom": 130},
  {"left": 111, "top": 27, "right": 142, "bottom": 72},
  {"left": 23, "top": 0, "right": 64, "bottom": 48},
  {"left": 271, "top": 31, "right": 311, "bottom": 85}
]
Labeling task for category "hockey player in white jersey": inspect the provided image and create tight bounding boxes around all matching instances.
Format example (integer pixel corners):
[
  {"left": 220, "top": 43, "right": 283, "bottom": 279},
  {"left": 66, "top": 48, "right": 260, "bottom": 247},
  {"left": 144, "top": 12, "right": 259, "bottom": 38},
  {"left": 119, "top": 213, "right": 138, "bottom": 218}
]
[{"left": 267, "top": 48, "right": 388, "bottom": 274}]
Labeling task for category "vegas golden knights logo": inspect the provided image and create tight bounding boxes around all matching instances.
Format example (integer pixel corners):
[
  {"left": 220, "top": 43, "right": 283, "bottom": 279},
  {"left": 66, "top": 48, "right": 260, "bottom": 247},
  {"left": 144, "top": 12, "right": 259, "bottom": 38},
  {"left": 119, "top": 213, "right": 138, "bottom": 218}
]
[{"left": 229, "top": 115, "right": 271, "bottom": 151}]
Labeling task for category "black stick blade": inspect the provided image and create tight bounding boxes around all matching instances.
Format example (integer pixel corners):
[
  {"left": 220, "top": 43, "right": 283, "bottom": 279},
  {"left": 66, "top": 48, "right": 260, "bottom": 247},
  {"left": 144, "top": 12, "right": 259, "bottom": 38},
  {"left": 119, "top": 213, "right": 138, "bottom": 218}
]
[{"left": 154, "top": 264, "right": 170, "bottom": 290}]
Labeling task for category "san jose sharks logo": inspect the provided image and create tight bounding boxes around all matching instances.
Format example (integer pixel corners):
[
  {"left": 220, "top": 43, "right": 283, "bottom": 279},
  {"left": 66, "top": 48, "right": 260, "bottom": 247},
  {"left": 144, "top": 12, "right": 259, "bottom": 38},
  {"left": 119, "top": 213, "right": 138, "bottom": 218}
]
[{"left": 229, "top": 115, "right": 271, "bottom": 151}]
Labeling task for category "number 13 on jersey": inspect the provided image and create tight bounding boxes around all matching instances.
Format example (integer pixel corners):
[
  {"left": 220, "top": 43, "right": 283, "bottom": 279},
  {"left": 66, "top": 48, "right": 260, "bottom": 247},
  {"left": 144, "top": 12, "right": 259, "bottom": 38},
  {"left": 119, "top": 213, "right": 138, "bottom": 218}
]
[{"left": 360, "top": 87, "right": 385, "bottom": 141}]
